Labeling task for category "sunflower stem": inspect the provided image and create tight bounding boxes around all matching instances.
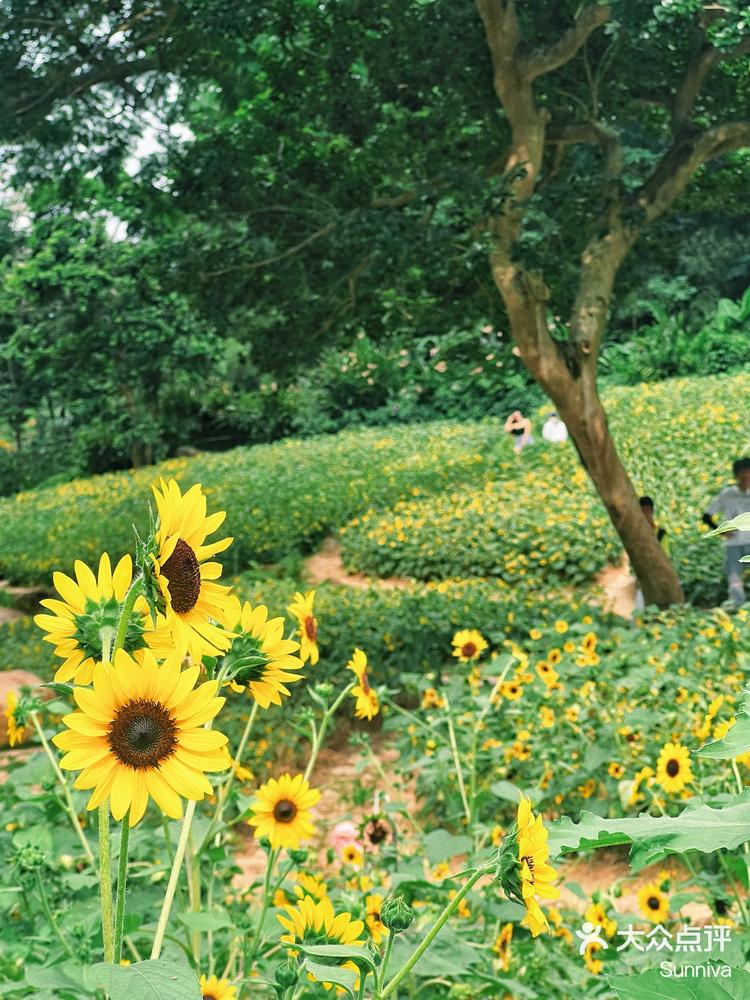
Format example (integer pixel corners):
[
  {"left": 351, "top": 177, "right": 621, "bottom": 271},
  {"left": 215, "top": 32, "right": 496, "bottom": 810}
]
[
  {"left": 205, "top": 700, "right": 259, "bottom": 848},
  {"left": 99, "top": 803, "right": 116, "bottom": 962},
  {"left": 35, "top": 870, "right": 77, "bottom": 962},
  {"left": 376, "top": 933, "right": 395, "bottom": 992},
  {"left": 151, "top": 798, "right": 197, "bottom": 960},
  {"left": 245, "top": 847, "right": 278, "bottom": 975},
  {"left": 113, "top": 576, "right": 143, "bottom": 655},
  {"left": 186, "top": 828, "right": 202, "bottom": 964},
  {"left": 379, "top": 867, "right": 488, "bottom": 999},
  {"left": 114, "top": 813, "right": 131, "bottom": 963},
  {"left": 30, "top": 712, "right": 95, "bottom": 865},
  {"left": 442, "top": 694, "right": 471, "bottom": 826},
  {"left": 303, "top": 682, "right": 355, "bottom": 783}
]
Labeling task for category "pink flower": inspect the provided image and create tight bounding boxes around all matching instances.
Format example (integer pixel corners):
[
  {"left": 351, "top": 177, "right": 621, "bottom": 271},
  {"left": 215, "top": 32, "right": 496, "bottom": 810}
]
[{"left": 329, "top": 821, "right": 362, "bottom": 853}]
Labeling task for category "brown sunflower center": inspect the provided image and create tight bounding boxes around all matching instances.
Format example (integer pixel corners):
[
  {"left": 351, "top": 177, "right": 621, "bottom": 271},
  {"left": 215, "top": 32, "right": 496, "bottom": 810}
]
[
  {"left": 161, "top": 538, "right": 201, "bottom": 614},
  {"left": 273, "top": 798, "right": 298, "bottom": 823},
  {"left": 108, "top": 698, "right": 178, "bottom": 769},
  {"left": 666, "top": 758, "right": 680, "bottom": 777},
  {"left": 461, "top": 642, "right": 477, "bottom": 658},
  {"left": 648, "top": 895, "right": 661, "bottom": 910},
  {"left": 521, "top": 854, "right": 535, "bottom": 884},
  {"left": 304, "top": 615, "right": 317, "bottom": 641},
  {"left": 366, "top": 819, "right": 389, "bottom": 845}
]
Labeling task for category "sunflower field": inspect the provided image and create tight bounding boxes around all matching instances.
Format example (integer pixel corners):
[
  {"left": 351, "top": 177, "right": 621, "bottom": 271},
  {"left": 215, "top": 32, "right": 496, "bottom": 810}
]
[{"left": 1, "top": 373, "right": 750, "bottom": 1000}]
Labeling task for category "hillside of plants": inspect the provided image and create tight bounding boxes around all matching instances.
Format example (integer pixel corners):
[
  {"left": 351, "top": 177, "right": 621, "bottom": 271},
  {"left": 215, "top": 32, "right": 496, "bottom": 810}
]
[{"left": 3, "top": 3, "right": 750, "bottom": 1000}]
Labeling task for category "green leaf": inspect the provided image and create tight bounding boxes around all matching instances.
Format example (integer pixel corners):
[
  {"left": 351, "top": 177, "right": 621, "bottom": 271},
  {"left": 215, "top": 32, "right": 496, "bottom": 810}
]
[
  {"left": 710, "top": 513, "right": 750, "bottom": 536},
  {"left": 297, "top": 943, "right": 376, "bottom": 971},
  {"left": 609, "top": 965, "right": 750, "bottom": 999},
  {"left": 303, "top": 960, "right": 357, "bottom": 995},
  {"left": 699, "top": 699, "right": 750, "bottom": 759},
  {"left": 489, "top": 780, "right": 523, "bottom": 803},
  {"left": 86, "top": 960, "right": 201, "bottom": 999},
  {"left": 422, "top": 828, "right": 473, "bottom": 863},
  {"left": 177, "top": 909, "right": 233, "bottom": 932},
  {"left": 548, "top": 795, "right": 750, "bottom": 871}
]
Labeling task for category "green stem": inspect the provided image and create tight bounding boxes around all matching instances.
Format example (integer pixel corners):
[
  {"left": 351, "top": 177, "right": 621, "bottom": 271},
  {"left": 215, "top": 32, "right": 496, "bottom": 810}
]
[
  {"left": 151, "top": 799, "right": 197, "bottom": 960},
  {"left": 99, "top": 803, "right": 115, "bottom": 962},
  {"left": 246, "top": 848, "right": 279, "bottom": 973},
  {"left": 377, "top": 933, "right": 395, "bottom": 992},
  {"left": 380, "top": 868, "right": 487, "bottom": 999},
  {"left": 303, "top": 683, "right": 355, "bottom": 783},
  {"left": 380, "top": 693, "right": 436, "bottom": 737},
  {"left": 112, "top": 578, "right": 143, "bottom": 654},
  {"left": 356, "top": 972, "right": 367, "bottom": 1000},
  {"left": 204, "top": 701, "right": 259, "bottom": 849},
  {"left": 443, "top": 694, "right": 471, "bottom": 826},
  {"left": 468, "top": 661, "right": 512, "bottom": 841},
  {"left": 186, "top": 829, "right": 201, "bottom": 964},
  {"left": 35, "top": 870, "right": 77, "bottom": 961},
  {"left": 114, "top": 815, "right": 131, "bottom": 963},
  {"left": 31, "top": 712, "right": 95, "bottom": 865}
]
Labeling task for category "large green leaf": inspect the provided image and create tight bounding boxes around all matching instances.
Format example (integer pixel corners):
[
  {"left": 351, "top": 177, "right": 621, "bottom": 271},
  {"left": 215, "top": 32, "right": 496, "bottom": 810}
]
[
  {"left": 699, "top": 689, "right": 750, "bottom": 759},
  {"left": 297, "top": 943, "right": 377, "bottom": 972},
  {"left": 548, "top": 795, "right": 750, "bottom": 870},
  {"left": 422, "top": 828, "right": 473, "bottom": 863},
  {"left": 609, "top": 965, "right": 750, "bottom": 999},
  {"left": 86, "top": 960, "right": 201, "bottom": 1000},
  {"left": 303, "top": 961, "right": 357, "bottom": 995}
]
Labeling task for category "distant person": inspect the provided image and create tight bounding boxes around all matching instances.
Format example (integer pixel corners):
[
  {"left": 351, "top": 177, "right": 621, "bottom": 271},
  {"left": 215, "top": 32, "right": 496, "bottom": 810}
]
[
  {"left": 542, "top": 412, "right": 569, "bottom": 444},
  {"left": 634, "top": 496, "right": 670, "bottom": 611},
  {"left": 702, "top": 457, "right": 750, "bottom": 607},
  {"left": 504, "top": 410, "right": 533, "bottom": 453}
]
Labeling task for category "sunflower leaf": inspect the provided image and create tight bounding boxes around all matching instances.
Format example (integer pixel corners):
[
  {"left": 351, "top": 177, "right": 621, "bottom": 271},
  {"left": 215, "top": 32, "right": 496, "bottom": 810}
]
[
  {"left": 302, "top": 960, "right": 357, "bottom": 995},
  {"left": 297, "top": 943, "right": 377, "bottom": 971},
  {"left": 608, "top": 964, "right": 750, "bottom": 999},
  {"left": 86, "top": 959, "right": 200, "bottom": 999},
  {"left": 548, "top": 795, "right": 750, "bottom": 871},
  {"left": 698, "top": 707, "right": 750, "bottom": 759}
]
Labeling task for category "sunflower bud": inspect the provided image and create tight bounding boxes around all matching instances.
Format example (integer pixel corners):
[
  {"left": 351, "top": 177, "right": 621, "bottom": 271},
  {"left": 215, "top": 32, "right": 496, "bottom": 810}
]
[
  {"left": 380, "top": 895, "right": 414, "bottom": 933},
  {"left": 275, "top": 955, "right": 300, "bottom": 990},
  {"left": 288, "top": 848, "right": 308, "bottom": 865}
]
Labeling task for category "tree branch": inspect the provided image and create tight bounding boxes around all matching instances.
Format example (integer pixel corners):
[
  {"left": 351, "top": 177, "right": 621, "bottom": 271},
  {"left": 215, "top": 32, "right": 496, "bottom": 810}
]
[
  {"left": 521, "top": 5, "right": 612, "bottom": 80},
  {"left": 636, "top": 120, "right": 750, "bottom": 223},
  {"left": 672, "top": 35, "right": 750, "bottom": 130}
]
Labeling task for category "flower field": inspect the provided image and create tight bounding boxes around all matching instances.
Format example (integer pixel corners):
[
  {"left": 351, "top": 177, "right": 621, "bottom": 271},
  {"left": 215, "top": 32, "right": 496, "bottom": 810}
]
[{"left": 1, "top": 373, "right": 750, "bottom": 999}]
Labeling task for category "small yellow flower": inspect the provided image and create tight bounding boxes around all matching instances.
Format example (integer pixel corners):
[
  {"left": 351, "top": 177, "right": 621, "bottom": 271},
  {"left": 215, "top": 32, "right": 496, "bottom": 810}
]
[
  {"left": 655, "top": 742, "right": 693, "bottom": 795},
  {"left": 637, "top": 883, "right": 669, "bottom": 924},
  {"left": 5, "top": 692, "right": 26, "bottom": 748},
  {"left": 287, "top": 590, "right": 319, "bottom": 665},
  {"left": 451, "top": 629, "right": 488, "bottom": 662}
]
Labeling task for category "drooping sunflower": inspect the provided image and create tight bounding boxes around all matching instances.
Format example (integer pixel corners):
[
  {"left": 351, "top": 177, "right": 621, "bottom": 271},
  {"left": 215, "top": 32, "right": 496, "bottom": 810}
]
[
  {"left": 365, "top": 894, "right": 389, "bottom": 946},
  {"left": 346, "top": 649, "right": 379, "bottom": 721},
  {"left": 655, "top": 741, "right": 693, "bottom": 794},
  {"left": 34, "top": 554, "right": 171, "bottom": 685},
  {"left": 149, "top": 479, "right": 234, "bottom": 663},
  {"left": 277, "top": 895, "right": 364, "bottom": 988},
  {"left": 5, "top": 691, "right": 26, "bottom": 748},
  {"left": 516, "top": 797, "right": 560, "bottom": 936},
  {"left": 637, "top": 882, "right": 670, "bottom": 924},
  {"left": 222, "top": 598, "right": 304, "bottom": 709},
  {"left": 451, "top": 629, "right": 488, "bottom": 663},
  {"left": 287, "top": 590, "right": 319, "bottom": 665},
  {"left": 52, "top": 648, "right": 229, "bottom": 826},
  {"left": 492, "top": 922, "right": 513, "bottom": 971},
  {"left": 247, "top": 773, "right": 320, "bottom": 850},
  {"left": 199, "top": 975, "right": 237, "bottom": 1000}
]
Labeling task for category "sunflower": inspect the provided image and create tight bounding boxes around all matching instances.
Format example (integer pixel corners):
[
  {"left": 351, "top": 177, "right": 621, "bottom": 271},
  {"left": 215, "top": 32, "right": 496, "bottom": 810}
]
[
  {"left": 583, "top": 939, "right": 604, "bottom": 975},
  {"left": 199, "top": 975, "right": 237, "bottom": 1000},
  {"left": 365, "top": 894, "right": 389, "bottom": 946},
  {"left": 5, "top": 692, "right": 26, "bottom": 748},
  {"left": 222, "top": 599, "right": 304, "bottom": 709},
  {"left": 517, "top": 797, "right": 560, "bottom": 936},
  {"left": 500, "top": 681, "right": 523, "bottom": 701},
  {"left": 492, "top": 922, "right": 513, "bottom": 971},
  {"left": 52, "top": 649, "right": 229, "bottom": 826},
  {"left": 287, "top": 590, "right": 319, "bottom": 665},
  {"left": 637, "top": 882, "right": 670, "bottom": 924},
  {"left": 34, "top": 554, "right": 169, "bottom": 685},
  {"left": 584, "top": 901, "right": 617, "bottom": 939},
  {"left": 247, "top": 773, "right": 320, "bottom": 850},
  {"left": 149, "top": 479, "right": 234, "bottom": 663},
  {"left": 451, "top": 629, "right": 488, "bottom": 663},
  {"left": 341, "top": 843, "right": 363, "bottom": 867},
  {"left": 346, "top": 648, "right": 368, "bottom": 680},
  {"left": 278, "top": 895, "right": 364, "bottom": 988},
  {"left": 535, "top": 661, "right": 559, "bottom": 689},
  {"left": 655, "top": 742, "right": 693, "bottom": 794},
  {"left": 295, "top": 872, "right": 328, "bottom": 900}
]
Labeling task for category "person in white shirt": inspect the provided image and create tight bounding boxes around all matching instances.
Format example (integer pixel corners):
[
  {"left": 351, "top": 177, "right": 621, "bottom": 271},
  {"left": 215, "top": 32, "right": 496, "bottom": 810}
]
[
  {"left": 542, "top": 412, "right": 568, "bottom": 444},
  {"left": 702, "top": 457, "right": 750, "bottom": 607}
]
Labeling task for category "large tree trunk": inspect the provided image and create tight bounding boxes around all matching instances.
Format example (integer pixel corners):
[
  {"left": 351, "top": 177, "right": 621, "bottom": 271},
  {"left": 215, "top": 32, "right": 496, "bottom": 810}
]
[{"left": 515, "top": 323, "right": 684, "bottom": 607}]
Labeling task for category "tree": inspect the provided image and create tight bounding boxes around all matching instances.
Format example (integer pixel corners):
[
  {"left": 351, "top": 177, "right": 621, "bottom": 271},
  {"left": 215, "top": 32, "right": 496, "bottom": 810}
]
[{"left": 472, "top": 0, "right": 750, "bottom": 605}]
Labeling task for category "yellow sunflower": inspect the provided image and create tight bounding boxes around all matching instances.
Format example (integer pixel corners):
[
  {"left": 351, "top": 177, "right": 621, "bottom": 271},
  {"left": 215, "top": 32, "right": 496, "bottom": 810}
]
[
  {"left": 199, "top": 975, "right": 237, "bottom": 1000},
  {"left": 287, "top": 590, "right": 319, "bottom": 665},
  {"left": 492, "top": 922, "right": 513, "bottom": 971},
  {"left": 517, "top": 797, "right": 560, "bottom": 936},
  {"left": 150, "top": 479, "right": 234, "bottom": 663},
  {"left": 501, "top": 681, "right": 523, "bottom": 701},
  {"left": 247, "top": 773, "right": 320, "bottom": 850},
  {"left": 637, "top": 882, "right": 670, "bottom": 923},
  {"left": 52, "top": 648, "right": 229, "bottom": 826},
  {"left": 5, "top": 691, "right": 26, "bottom": 747},
  {"left": 222, "top": 598, "right": 304, "bottom": 709},
  {"left": 347, "top": 650, "right": 379, "bottom": 721},
  {"left": 655, "top": 742, "right": 693, "bottom": 794},
  {"left": 278, "top": 895, "right": 364, "bottom": 989},
  {"left": 341, "top": 843, "right": 363, "bottom": 867},
  {"left": 34, "top": 554, "right": 172, "bottom": 685},
  {"left": 365, "top": 894, "right": 389, "bottom": 946},
  {"left": 451, "top": 629, "right": 488, "bottom": 662}
]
